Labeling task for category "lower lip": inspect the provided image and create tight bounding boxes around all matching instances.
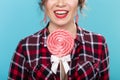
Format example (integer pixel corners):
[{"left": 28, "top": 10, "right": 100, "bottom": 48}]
[{"left": 54, "top": 13, "right": 68, "bottom": 19}]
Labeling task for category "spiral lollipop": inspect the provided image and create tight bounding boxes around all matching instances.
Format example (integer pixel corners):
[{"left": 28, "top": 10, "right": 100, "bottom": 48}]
[{"left": 47, "top": 29, "right": 74, "bottom": 57}]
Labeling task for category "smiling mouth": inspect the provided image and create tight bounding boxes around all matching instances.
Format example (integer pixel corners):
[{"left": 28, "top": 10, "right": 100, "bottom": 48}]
[{"left": 54, "top": 10, "right": 69, "bottom": 19}]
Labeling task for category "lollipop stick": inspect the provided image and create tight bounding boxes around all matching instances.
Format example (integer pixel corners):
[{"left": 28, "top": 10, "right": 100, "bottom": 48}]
[{"left": 60, "top": 60, "right": 68, "bottom": 80}]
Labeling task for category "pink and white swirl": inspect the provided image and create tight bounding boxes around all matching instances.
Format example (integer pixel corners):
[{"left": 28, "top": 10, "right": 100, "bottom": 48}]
[{"left": 47, "top": 29, "right": 74, "bottom": 57}]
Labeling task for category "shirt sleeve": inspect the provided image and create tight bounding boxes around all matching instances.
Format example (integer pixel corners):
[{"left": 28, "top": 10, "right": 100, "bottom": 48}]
[
  {"left": 99, "top": 38, "right": 109, "bottom": 80},
  {"left": 8, "top": 41, "right": 29, "bottom": 80}
]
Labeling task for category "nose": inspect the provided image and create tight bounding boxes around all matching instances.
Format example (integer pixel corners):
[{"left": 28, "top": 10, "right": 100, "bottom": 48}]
[{"left": 56, "top": 0, "right": 66, "bottom": 7}]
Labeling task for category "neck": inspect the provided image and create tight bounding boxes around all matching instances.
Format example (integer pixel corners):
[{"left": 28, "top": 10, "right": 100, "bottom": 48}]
[{"left": 48, "top": 21, "right": 77, "bottom": 39}]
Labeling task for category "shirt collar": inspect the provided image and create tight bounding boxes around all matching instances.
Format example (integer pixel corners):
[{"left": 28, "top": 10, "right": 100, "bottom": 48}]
[{"left": 75, "top": 26, "right": 85, "bottom": 45}]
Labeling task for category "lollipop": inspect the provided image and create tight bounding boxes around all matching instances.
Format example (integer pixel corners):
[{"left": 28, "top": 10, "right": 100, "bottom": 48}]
[{"left": 47, "top": 29, "right": 74, "bottom": 57}]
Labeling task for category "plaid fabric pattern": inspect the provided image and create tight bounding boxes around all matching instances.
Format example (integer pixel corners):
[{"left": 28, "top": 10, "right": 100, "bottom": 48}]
[{"left": 8, "top": 24, "right": 109, "bottom": 80}]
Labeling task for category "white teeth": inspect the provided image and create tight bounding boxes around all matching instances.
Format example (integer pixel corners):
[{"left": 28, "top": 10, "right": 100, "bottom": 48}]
[{"left": 55, "top": 11, "right": 68, "bottom": 15}]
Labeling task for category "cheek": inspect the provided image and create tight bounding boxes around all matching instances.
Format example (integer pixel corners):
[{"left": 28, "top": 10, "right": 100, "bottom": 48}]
[
  {"left": 70, "top": 6, "right": 78, "bottom": 16},
  {"left": 44, "top": 1, "right": 56, "bottom": 13},
  {"left": 67, "top": 0, "right": 78, "bottom": 6},
  {"left": 45, "top": 0, "right": 56, "bottom": 8},
  {"left": 44, "top": 6, "right": 51, "bottom": 16},
  {"left": 67, "top": 1, "right": 78, "bottom": 13}
]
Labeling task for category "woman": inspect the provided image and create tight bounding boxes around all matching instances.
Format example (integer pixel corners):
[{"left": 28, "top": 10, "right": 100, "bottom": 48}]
[{"left": 8, "top": 0, "right": 109, "bottom": 80}]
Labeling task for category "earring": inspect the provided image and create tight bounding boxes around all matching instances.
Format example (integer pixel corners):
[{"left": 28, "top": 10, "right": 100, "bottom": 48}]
[
  {"left": 43, "top": 13, "right": 47, "bottom": 23},
  {"left": 75, "top": 13, "right": 79, "bottom": 24}
]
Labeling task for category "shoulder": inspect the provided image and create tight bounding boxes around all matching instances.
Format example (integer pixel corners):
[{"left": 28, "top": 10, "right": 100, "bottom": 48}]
[
  {"left": 80, "top": 28, "right": 106, "bottom": 44},
  {"left": 19, "top": 28, "right": 46, "bottom": 45}
]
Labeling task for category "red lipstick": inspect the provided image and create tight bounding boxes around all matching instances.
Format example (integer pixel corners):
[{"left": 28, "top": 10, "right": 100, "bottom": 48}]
[{"left": 54, "top": 10, "right": 68, "bottom": 19}]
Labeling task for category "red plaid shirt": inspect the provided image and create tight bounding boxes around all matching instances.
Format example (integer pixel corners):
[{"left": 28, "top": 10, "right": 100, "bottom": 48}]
[{"left": 8, "top": 24, "right": 109, "bottom": 80}]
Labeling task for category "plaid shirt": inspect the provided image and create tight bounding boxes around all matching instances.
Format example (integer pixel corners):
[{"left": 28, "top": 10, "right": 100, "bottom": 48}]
[{"left": 8, "top": 24, "right": 109, "bottom": 80}]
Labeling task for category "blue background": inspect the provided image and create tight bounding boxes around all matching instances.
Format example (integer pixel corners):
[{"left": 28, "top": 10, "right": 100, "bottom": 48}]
[{"left": 0, "top": 0, "right": 120, "bottom": 80}]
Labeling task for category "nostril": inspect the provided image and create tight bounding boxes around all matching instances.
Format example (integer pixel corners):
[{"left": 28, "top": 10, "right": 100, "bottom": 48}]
[
  {"left": 56, "top": 4, "right": 66, "bottom": 8},
  {"left": 56, "top": 0, "right": 66, "bottom": 7}
]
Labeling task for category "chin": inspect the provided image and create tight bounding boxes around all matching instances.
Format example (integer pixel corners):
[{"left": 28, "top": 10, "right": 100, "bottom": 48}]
[
  {"left": 55, "top": 23, "right": 68, "bottom": 27},
  {"left": 54, "top": 20, "right": 70, "bottom": 26}
]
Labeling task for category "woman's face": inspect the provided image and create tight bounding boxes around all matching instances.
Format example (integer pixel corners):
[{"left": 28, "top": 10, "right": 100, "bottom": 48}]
[{"left": 44, "top": 0, "right": 78, "bottom": 27}]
